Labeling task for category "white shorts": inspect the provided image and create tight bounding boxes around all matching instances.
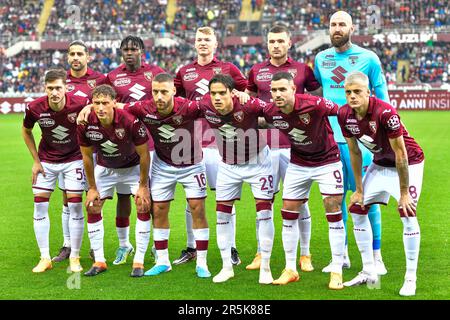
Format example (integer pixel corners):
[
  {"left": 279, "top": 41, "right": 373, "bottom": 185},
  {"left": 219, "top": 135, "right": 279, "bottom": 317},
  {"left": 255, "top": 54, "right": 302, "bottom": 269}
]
[
  {"left": 203, "top": 147, "right": 221, "bottom": 190},
  {"left": 216, "top": 146, "right": 274, "bottom": 201},
  {"left": 150, "top": 153, "right": 207, "bottom": 202},
  {"left": 94, "top": 164, "right": 140, "bottom": 200},
  {"left": 282, "top": 161, "right": 344, "bottom": 201},
  {"left": 33, "top": 160, "right": 85, "bottom": 194},
  {"left": 149, "top": 150, "right": 154, "bottom": 176},
  {"left": 362, "top": 161, "right": 424, "bottom": 206},
  {"left": 271, "top": 148, "right": 290, "bottom": 194},
  {"left": 58, "top": 153, "right": 97, "bottom": 191}
]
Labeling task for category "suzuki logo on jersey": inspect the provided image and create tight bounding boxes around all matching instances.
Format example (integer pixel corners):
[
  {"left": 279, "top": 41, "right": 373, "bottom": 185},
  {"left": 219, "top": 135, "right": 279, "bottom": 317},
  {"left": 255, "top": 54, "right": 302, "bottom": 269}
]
[
  {"left": 52, "top": 125, "right": 70, "bottom": 141},
  {"left": 73, "top": 90, "right": 88, "bottom": 98},
  {"left": 331, "top": 66, "right": 347, "bottom": 84},
  {"left": 158, "top": 125, "right": 176, "bottom": 140},
  {"left": 101, "top": 140, "right": 119, "bottom": 154},
  {"left": 129, "top": 83, "right": 146, "bottom": 100},
  {"left": 358, "top": 135, "right": 381, "bottom": 153},
  {"left": 195, "top": 79, "right": 210, "bottom": 96},
  {"left": 289, "top": 128, "right": 308, "bottom": 143},
  {"left": 218, "top": 124, "right": 237, "bottom": 139}
]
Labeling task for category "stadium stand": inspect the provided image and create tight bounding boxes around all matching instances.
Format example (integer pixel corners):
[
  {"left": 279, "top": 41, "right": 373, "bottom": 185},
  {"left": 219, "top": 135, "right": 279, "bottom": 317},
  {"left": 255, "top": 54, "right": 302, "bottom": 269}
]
[{"left": 1, "top": 0, "right": 449, "bottom": 94}]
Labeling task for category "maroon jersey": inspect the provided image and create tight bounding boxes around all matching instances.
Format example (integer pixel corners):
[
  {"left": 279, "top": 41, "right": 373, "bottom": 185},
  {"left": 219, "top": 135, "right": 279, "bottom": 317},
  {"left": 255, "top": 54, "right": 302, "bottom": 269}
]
[
  {"left": 248, "top": 57, "right": 320, "bottom": 149},
  {"left": 199, "top": 95, "right": 267, "bottom": 164},
  {"left": 247, "top": 57, "right": 320, "bottom": 101},
  {"left": 175, "top": 57, "right": 248, "bottom": 148},
  {"left": 106, "top": 62, "right": 165, "bottom": 151},
  {"left": 124, "top": 97, "right": 203, "bottom": 167},
  {"left": 23, "top": 94, "right": 89, "bottom": 163},
  {"left": 77, "top": 108, "right": 149, "bottom": 169},
  {"left": 338, "top": 97, "right": 424, "bottom": 167},
  {"left": 263, "top": 94, "right": 340, "bottom": 167},
  {"left": 66, "top": 68, "right": 106, "bottom": 99}
]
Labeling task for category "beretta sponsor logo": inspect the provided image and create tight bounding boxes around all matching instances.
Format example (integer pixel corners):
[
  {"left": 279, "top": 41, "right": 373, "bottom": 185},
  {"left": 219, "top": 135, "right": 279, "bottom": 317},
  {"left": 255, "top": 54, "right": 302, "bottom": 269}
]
[
  {"left": 86, "top": 131, "right": 103, "bottom": 141},
  {"left": 273, "top": 120, "right": 289, "bottom": 129},
  {"left": 256, "top": 72, "right": 273, "bottom": 82},
  {"left": 183, "top": 72, "right": 199, "bottom": 81},
  {"left": 114, "top": 78, "right": 131, "bottom": 87},
  {"left": 38, "top": 118, "right": 55, "bottom": 127}
]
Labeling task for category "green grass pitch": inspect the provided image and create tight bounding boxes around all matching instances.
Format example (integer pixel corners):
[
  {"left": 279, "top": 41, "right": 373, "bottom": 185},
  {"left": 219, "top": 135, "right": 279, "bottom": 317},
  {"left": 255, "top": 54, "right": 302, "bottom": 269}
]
[{"left": 0, "top": 112, "right": 449, "bottom": 300}]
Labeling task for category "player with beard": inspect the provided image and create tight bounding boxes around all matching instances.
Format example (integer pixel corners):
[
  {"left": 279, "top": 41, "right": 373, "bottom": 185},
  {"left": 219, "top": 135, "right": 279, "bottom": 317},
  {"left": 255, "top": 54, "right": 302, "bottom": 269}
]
[
  {"left": 52, "top": 40, "right": 106, "bottom": 263},
  {"left": 105, "top": 36, "right": 165, "bottom": 266},
  {"left": 174, "top": 27, "right": 248, "bottom": 267},
  {"left": 314, "top": 11, "right": 389, "bottom": 276},
  {"left": 246, "top": 24, "right": 321, "bottom": 272}
]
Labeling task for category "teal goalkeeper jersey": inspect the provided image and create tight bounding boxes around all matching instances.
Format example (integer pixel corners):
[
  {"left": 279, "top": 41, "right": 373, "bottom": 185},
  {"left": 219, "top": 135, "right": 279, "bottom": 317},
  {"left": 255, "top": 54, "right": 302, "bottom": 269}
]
[{"left": 314, "top": 44, "right": 389, "bottom": 143}]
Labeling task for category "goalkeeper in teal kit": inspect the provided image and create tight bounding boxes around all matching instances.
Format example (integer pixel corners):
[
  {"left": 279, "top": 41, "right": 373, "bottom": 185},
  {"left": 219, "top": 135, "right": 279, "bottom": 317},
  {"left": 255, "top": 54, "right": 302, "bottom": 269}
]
[{"left": 314, "top": 11, "right": 388, "bottom": 278}]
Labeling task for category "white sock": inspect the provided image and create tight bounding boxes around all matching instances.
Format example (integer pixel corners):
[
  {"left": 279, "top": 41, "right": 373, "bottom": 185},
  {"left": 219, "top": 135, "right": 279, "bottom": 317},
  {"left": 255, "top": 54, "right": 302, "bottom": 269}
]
[
  {"left": 61, "top": 205, "right": 71, "bottom": 248},
  {"left": 231, "top": 205, "right": 237, "bottom": 248},
  {"left": 255, "top": 216, "right": 260, "bottom": 253},
  {"left": 216, "top": 204, "right": 233, "bottom": 269},
  {"left": 134, "top": 214, "right": 151, "bottom": 264},
  {"left": 298, "top": 202, "right": 311, "bottom": 256},
  {"left": 257, "top": 203, "right": 274, "bottom": 270},
  {"left": 326, "top": 211, "right": 345, "bottom": 273},
  {"left": 88, "top": 215, "right": 105, "bottom": 263},
  {"left": 281, "top": 209, "right": 299, "bottom": 271},
  {"left": 193, "top": 228, "right": 209, "bottom": 268},
  {"left": 351, "top": 212, "right": 375, "bottom": 274},
  {"left": 67, "top": 198, "right": 84, "bottom": 258},
  {"left": 401, "top": 217, "right": 420, "bottom": 280},
  {"left": 34, "top": 198, "right": 50, "bottom": 259},
  {"left": 185, "top": 203, "right": 196, "bottom": 249},
  {"left": 374, "top": 249, "right": 382, "bottom": 260},
  {"left": 154, "top": 228, "right": 170, "bottom": 266},
  {"left": 116, "top": 226, "right": 131, "bottom": 248}
]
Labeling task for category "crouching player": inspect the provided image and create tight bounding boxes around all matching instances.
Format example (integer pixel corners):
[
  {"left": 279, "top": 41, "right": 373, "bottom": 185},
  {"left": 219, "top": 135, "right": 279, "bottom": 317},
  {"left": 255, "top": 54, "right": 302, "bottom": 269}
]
[{"left": 77, "top": 84, "right": 151, "bottom": 277}]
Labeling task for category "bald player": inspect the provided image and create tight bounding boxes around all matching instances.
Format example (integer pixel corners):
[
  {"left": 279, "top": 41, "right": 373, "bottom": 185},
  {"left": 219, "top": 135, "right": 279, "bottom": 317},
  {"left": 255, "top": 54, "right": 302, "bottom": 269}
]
[{"left": 314, "top": 11, "right": 389, "bottom": 275}]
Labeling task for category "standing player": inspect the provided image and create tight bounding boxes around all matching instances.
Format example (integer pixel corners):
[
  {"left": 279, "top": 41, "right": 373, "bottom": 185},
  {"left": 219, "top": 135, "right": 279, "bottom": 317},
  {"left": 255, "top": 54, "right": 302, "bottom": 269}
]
[
  {"left": 77, "top": 85, "right": 151, "bottom": 277},
  {"left": 198, "top": 74, "right": 274, "bottom": 284},
  {"left": 22, "top": 69, "right": 89, "bottom": 273},
  {"left": 338, "top": 72, "right": 424, "bottom": 296},
  {"left": 116, "top": 73, "right": 211, "bottom": 278},
  {"left": 105, "top": 36, "right": 165, "bottom": 266},
  {"left": 53, "top": 40, "right": 106, "bottom": 263},
  {"left": 314, "top": 11, "right": 389, "bottom": 274},
  {"left": 174, "top": 26, "right": 248, "bottom": 266},
  {"left": 264, "top": 72, "right": 345, "bottom": 289},
  {"left": 246, "top": 24, "right": 321, "bottom": 271}
]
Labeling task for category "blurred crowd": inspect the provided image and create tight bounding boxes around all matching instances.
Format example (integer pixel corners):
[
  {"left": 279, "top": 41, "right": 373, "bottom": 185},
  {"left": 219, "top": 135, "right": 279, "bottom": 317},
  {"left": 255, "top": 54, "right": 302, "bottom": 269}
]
[{"left": 1, "top": 0, "right": 449, "bottom": 94}]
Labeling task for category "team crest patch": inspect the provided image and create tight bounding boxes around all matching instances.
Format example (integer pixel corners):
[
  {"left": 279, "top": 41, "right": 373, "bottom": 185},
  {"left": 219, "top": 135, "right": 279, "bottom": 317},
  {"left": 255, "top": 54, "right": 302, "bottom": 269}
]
[
  {"left": 233, "top": 111, "right": 244, "bottom": 122},
  {"left": 213, "top": 67, "right": 222, "bottom": 74},
  {"left": 299, "top": 113, "right": 310, "bottom": 125},
  {"left": 67, "top": 112, "right": 77, "bottom": 123},
  {"left": 173, "top": 115, "right": 183, "bottom": 125},
  {"left": 348, "top": 56, "right": 359, "bottom": 66},
  {"left": 87, "top": 79, "right": 96, "bottom": 89},
  {"left": 288, "top": 68, "right": 298, "bottom": 78},
  {"left": 66, "top": 84, "right": 75, "bottom": 92},
  {"left": 115, "top": 128, "right": 126, "bottom": 139},
  {"left": 144, "top": 72, "right": 153, "bottom": 81},
  {"left": 369, "top": 121, "right": 377, "bottom": 133}
]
